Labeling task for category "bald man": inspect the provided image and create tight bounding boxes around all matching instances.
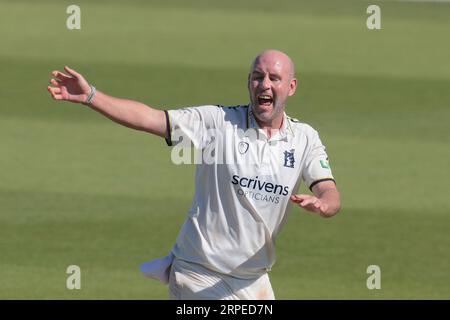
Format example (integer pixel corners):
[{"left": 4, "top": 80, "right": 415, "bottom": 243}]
[{"left": 47, "top": 50, "right": 341, "bottom": 300}]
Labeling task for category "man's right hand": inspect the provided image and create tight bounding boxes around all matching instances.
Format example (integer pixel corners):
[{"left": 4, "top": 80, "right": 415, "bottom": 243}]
[
  {"left": 47, "top": 66, "right": 91, "bottom": 104},
  {"left": 46, "top": 66, "right": 168, "bottom": 138}
]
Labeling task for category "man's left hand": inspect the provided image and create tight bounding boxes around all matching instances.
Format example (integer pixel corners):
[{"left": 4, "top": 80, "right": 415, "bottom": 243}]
[{"left": 290, "top": 194, "right": 329, "bottom": 215}]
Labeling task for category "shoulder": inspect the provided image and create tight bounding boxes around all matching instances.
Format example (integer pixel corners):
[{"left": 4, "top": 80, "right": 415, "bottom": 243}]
[
  {"left": 177, "top": 104, "right": 248, "bottom": 116},
  {"left": 219, "top": 104, "right": 249, "bottom": 115},
  {"left": 167, "top": 105, "right": 224, "bottom": 122},
  {"left": 286, "top": 115, "right": 319, "bottom": 138},
  {"left": 200, "top": 104, "right": 249, "bottom": 123},
  {"left": 218, "top": 104, "right": 249, "bottom": 126},
  {"left": 168, "top": 104, "right": 249, "bottom": 128}
]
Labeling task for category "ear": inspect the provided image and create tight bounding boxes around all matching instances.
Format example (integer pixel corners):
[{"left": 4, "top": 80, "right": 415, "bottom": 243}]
[{"left": 288, "top": 78, "right": 297, "bottom": 96}]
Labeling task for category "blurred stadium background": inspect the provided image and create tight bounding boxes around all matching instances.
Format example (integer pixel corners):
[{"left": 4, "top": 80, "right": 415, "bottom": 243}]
[{"left": 1, "top": 0, "right": 449, "bottom": 299}]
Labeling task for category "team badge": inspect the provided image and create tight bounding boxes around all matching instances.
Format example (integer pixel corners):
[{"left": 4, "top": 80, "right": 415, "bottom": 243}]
[
  {"left": 320, "top": 159, "right": 330, "bottom": 169},
  {"left": 283, "top": 149, "right": 295, "bottom": 168},
  {"left": 238, "top": 141, "right": 249, "bottom": 154}
]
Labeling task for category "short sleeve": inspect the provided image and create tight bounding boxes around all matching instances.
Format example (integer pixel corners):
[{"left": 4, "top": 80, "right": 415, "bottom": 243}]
[
  {"left": 301, "top": 129, "right": 335, "bottom": 191},
  {"left": 165, "top": 105, "right": 223, "bottom": 149}
]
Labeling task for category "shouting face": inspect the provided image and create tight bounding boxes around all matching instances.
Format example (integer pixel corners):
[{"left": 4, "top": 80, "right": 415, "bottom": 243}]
[{"left": 248, "top": 50, "right": 297, "bottom": 129}]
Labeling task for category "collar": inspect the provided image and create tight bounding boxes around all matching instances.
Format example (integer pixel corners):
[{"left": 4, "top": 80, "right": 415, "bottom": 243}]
[{"left": 246, "top": 104, "right": 295, "bottom": 141}]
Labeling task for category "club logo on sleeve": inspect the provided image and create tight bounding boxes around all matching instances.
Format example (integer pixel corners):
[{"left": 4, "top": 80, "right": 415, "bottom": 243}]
[
  {"left": 283, "top": 149, "right": 295, "bottom": 168},
  {"left": 320, "top": 159, "right": 330, "bottom": 169}
]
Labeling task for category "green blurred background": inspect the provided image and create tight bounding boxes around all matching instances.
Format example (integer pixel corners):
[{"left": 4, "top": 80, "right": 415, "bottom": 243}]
[{"left": 1, "top": 0, "right": 449, "bottom": 299}]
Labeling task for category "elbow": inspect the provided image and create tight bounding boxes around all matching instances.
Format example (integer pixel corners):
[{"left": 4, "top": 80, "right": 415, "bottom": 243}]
[{"left": 321, "top": 202, "right": 341, "bottom": 218}]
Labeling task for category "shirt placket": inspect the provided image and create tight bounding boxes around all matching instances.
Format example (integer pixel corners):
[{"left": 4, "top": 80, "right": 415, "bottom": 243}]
[{"left": 260, "top": 139, "right": 272, "bottom": 175}]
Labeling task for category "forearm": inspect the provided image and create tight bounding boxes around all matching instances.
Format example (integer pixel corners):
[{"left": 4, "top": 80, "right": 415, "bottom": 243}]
[
  {"left": 87, "top": 90, "right": 167, "bottom": 137},
  {"left": 317, "top": 189, "right": 341, "bottom": 218}
]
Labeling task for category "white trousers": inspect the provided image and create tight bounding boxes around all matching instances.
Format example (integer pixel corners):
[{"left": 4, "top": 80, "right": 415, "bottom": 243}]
[{"left": 169, "top": 258, "right": 275, "bottom": 300}]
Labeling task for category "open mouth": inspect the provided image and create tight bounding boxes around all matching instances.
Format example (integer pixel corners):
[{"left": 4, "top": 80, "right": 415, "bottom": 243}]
[{"left": 257, "top": 95, "right": 273, "bottom": 106}]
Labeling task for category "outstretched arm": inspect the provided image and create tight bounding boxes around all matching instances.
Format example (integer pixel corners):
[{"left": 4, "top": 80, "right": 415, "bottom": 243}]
[
  {"left": 290, "top": 180, "right": 341, "bottom": 218},
  {"left": 47, "top": 66, "right": 167, "bottom": 138}
]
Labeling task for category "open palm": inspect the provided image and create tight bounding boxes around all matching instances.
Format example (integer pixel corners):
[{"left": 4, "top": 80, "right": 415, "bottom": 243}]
[{"left": 47, "top": 66, "right": 91, "bottom": 104}]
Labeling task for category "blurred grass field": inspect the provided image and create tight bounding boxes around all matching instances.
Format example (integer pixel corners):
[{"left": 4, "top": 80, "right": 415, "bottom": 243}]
[{"left": 1, "top": 0, "right": 450, "bottom": 299}]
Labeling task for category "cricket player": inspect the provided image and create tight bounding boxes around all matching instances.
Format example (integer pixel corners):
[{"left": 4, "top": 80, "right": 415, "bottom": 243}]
[{"left": 47, "top": 49, "right": 341, "bottom": 300}]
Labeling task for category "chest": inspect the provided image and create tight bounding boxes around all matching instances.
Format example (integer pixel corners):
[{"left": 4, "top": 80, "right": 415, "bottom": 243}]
[{"left": 202, "top": 129, "right": 307, "bottom": 186}]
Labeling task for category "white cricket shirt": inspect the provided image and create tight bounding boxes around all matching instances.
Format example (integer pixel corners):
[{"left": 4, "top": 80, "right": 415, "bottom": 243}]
[{"left": 164, "top": 105, "right": 335, "bottom": 279}]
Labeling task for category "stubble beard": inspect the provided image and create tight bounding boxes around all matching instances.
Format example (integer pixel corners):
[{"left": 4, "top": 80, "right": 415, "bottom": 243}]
[{"left": 250, "top": 98, "right": 286, "bottom": 128}]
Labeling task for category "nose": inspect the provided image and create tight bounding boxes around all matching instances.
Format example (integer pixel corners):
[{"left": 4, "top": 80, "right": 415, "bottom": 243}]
[{"left": 260, "top": 75, "right": 271, "bottom": 90}]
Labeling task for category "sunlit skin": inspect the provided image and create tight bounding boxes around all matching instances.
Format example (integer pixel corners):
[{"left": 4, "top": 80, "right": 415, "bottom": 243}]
[
  {"left": 248, "top": 49, "right": 297, "bottom": 136},
  {"left": 47, "top": 51, "right": 339, "bottom": 217}
]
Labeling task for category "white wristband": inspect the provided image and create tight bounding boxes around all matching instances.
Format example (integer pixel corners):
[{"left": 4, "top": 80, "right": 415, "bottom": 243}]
[{"left": 85, "top": 85, "right": 96, "bottom": 105}]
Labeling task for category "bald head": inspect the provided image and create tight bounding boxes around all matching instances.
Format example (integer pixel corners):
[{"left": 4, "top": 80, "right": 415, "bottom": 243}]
[
  {"left": 247, "top": 49, "right": 298, "bottom": 129},
  {"left": 250, "top": 49, "right": 296, "bottom": 79}
]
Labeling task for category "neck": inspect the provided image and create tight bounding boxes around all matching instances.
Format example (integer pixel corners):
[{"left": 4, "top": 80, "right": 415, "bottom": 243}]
[{"left": 254, "top": 114, "right": 284, "bottom": 139}]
